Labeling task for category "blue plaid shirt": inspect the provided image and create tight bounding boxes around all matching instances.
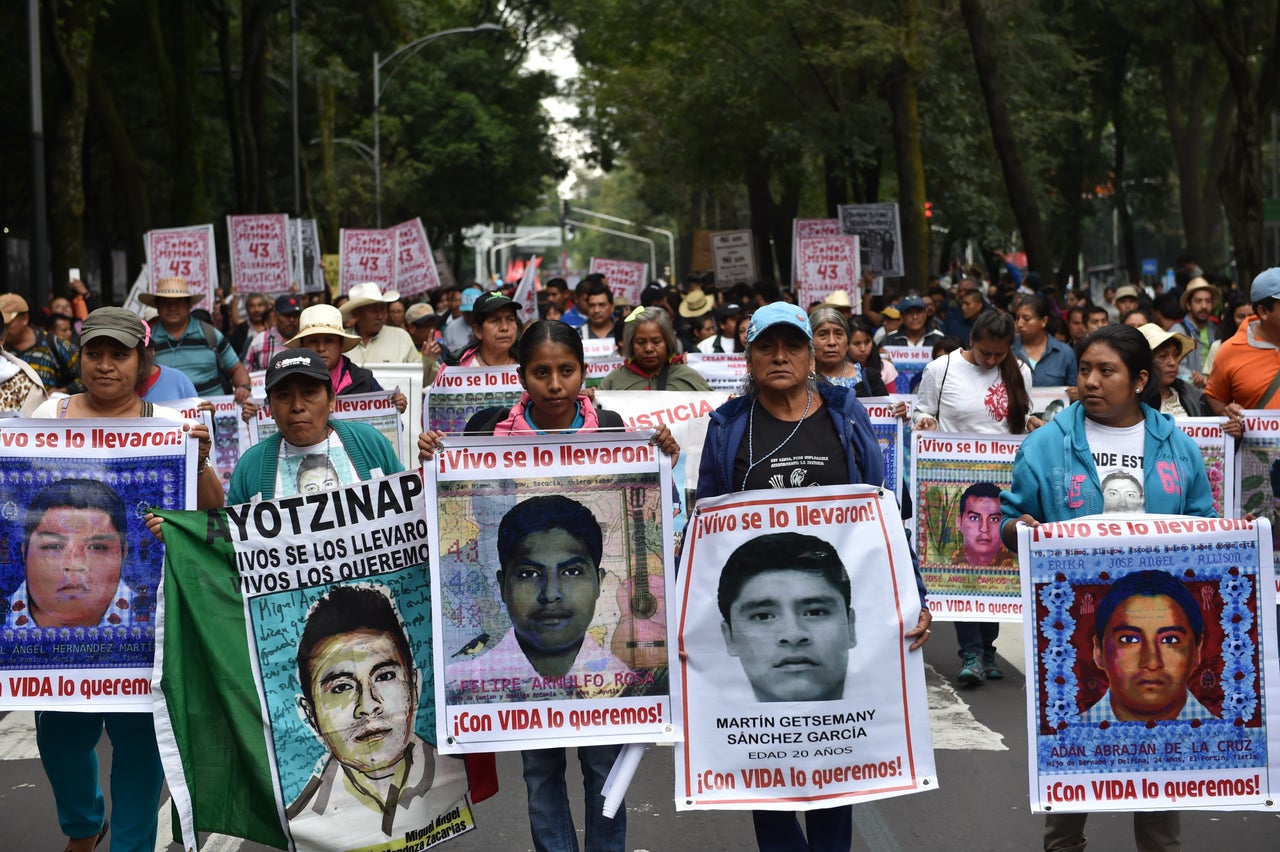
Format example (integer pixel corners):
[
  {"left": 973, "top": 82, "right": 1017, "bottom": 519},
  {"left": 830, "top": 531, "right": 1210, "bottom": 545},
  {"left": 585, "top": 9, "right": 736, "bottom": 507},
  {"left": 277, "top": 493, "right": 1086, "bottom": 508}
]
[{"left": 1079, "top": 689, "right": 1218, "bottom": 724}]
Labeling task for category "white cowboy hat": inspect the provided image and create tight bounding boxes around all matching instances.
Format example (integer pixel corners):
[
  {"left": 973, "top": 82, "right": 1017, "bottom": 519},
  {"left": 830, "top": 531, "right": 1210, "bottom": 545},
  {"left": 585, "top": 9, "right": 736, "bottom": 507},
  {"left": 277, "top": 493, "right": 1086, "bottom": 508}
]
[
  {"left": 286, "top": 304, "right": 361, "bottom": 352},
  {"left": 340, "top": 281, "right": 400, "bottom": 319},
  {"left": 138, "top": 276, "right": 206, "bottom": 307}
]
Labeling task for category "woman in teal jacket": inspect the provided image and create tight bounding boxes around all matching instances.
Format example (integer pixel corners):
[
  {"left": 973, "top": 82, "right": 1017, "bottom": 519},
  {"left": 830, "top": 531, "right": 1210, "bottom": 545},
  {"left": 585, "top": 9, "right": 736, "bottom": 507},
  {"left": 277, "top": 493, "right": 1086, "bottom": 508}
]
[{"left": 1000, "top": 323, "right": 1214, "bottom": 852}]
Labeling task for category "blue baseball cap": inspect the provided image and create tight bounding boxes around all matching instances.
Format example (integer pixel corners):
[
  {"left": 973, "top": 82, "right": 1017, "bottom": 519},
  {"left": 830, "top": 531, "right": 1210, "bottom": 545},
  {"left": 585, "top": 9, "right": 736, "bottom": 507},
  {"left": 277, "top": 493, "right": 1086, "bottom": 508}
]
[
  {"left": 746, "top": 302, "right": 812, "bottom": 344},
  {"left": 897, "top": 296, "right": 927, "bottom": 312},
  {"left": 460, "top": 287, "right": 483, "bottom": 312},
  {"left": 1251, "top": 268, "right": 1280, "bottom": 303}
]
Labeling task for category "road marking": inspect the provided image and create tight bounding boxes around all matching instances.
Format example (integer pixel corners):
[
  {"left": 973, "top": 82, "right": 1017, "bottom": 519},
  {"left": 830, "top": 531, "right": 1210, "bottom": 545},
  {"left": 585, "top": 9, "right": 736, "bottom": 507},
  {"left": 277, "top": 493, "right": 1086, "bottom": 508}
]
[
  {"left": 925, "top": 664, "right": 1008, "bottom": 751},
  {"left": 0, "top": 712, "right": 38, "bottom": 761}
]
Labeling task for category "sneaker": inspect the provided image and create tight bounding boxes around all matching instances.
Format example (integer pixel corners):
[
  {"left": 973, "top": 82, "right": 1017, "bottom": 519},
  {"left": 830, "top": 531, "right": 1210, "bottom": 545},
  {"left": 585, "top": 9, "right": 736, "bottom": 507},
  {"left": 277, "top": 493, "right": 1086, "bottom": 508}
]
[
  {"left": 958, "top": 653, "right": 985, "bottom": 685},
  {"left": 983, "top": 652, "right": 1004, "bottom": 680}
]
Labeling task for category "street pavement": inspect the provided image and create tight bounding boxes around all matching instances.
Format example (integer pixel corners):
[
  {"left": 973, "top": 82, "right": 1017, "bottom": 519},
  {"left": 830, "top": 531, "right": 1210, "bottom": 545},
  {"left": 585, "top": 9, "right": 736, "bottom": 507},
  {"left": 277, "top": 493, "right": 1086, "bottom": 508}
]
[{"left": 3, "top": 624, "right": 1278, "bottom": 851}]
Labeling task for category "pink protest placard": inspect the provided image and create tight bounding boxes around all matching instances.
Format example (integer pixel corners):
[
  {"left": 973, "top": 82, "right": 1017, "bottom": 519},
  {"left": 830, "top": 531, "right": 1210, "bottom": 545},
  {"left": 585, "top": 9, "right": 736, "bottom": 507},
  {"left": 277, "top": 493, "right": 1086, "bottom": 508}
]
[
  {"left": 589, "top": 258, "right": 649, "bottom": 307},
  {"left": 391, "top": 218, "right": 441, "bottom": 297},
  {"left": 339, "top": 228, "right": 396, "bottom": 294},
  {"left": 795, "top": 235, "right": 861, "bottom": 307},
  {"left": 227, "top": 214, "right": 291, "bottom": 295},
  {"left": 145, "top": 225, "right": 218, "bottom": 301}
]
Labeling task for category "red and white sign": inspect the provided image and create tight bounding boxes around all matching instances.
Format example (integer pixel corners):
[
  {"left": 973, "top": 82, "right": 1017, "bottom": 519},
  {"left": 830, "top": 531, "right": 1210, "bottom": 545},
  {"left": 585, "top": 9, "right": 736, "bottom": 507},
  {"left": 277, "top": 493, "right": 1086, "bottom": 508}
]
[
  {"left": 391, "top": 218, "right": 441, "bottom": 297},
  {"left": 589, "top": 258, "right": 649, "bottom": 307},
  {"left": 339, "top": 228, "right": 396, "bottom": 293},
  {"left": 227, "top": 214, "right": 291, "bottom": 295},
  {"left": 791, "top": 218, "right": 841, "bottom": 284},
  {"left": 795, "top": 235, "right": 861, "bottom": 308},
  {"left": 145, "top": 225, "right": 218, "bottom": 301}
]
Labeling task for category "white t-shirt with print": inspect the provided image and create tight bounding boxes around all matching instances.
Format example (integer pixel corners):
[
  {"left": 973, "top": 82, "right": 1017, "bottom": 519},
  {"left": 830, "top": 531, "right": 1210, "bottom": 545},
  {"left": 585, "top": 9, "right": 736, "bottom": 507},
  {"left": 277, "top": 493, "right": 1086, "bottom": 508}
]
[
  {"left": 1084, "top": 419, "right": 1146, "bottom": 512},
  {"left": 914, "top": 349, "right": 1033, "bottom": 434},
  {"left": 274, "top": 432, "right": 359, "bottom": 498}
]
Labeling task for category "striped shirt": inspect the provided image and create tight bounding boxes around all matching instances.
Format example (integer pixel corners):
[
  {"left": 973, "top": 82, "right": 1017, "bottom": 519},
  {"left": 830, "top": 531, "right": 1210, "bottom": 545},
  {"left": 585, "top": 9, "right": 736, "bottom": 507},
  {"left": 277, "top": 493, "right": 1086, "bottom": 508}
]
[
  {"left": 13, "top": 328, "right": 79, "bottom": 391},
  {"left": 151, "top": 319, "right": 240, "bottom": 396}
]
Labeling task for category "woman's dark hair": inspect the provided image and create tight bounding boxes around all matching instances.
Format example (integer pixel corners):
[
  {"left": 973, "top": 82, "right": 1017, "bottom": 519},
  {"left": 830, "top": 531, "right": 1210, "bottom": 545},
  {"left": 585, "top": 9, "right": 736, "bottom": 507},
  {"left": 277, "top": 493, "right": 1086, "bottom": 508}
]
[
  {"left": 970, "top": 310, "right": 1030, "bottom": 433},
  {"left": 1075, "top": 323, "right": 1157, "bottom": 406},
  {"left": 1217, "top": 290, "right": 1251, "bottom": 342},
  {"left": 847, "top": 316, "right": 884, "bottom": 372},
  {"left": 516, "top": 320, "right": 585, "bottom": 371},
  {"left": 1020, "top": 293, "right": 1052, "bottom": 321}
]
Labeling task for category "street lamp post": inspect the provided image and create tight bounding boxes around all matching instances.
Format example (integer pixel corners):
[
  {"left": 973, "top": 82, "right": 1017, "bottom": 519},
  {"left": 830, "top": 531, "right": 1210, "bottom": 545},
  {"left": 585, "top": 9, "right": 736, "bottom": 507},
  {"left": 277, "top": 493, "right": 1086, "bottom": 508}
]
[{"left": 373, "top": 23, "right": 502, "bottom": 227}]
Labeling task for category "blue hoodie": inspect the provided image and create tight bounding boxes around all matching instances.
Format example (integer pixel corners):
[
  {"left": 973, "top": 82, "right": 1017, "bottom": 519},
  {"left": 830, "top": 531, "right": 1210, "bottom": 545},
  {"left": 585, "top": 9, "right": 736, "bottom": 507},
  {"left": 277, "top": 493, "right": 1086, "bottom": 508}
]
[{"left": 1000, "top": 401, "right": 1215, "bottom": 537}]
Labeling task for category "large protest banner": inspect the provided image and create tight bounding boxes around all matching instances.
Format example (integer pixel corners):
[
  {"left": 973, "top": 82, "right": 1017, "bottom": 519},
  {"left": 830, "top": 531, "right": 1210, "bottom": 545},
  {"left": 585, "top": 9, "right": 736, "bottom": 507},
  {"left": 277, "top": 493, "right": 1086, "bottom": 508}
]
[
  {"left": 392, "top": 218, "right": 443, "bottom": 297},
  {"left": 1019, "top": 516, "right": 1280, "bottom": 812},
  {"left": 790, "top": 218, "right": 841, "bottom": 284},
  {"left": 425, "top": 367, "right": 523, "bottom": 434},
  {"left": 1176, "top": 417, "right": 1233, "bottom": 517},
  {"left": 291, "top": 219, "right": 326, "bottom": 294},
  {"left": 204, "top": 394, "right": 245, "bottom": 495},
  {"left": 861, "top": 397, "right": 905, "bottom": 504},
  {"left": 1236, "top": 410, "right": 1280, "bottom": 585},
  {"left": 585, "top": 357, "right": 625, "bottom": 389},
  {"left": 837, "top": 203, "right": 903, "bottom": 278},
  {"left": 428, "top": 433, "right": 677, "bottom": 752},
  {"left": 912, "top": 431, "right": 1025, "bottom": 621},
  {"left": 674, "top": 485, "right": 935, "bottom": 810},
  {"left": 0, "top": 420, "right": 194, "bottom": 710},
  {"left": 880, "top": 346, "right": 932, "bottom": 394},
  {"left": 710, "top": 230, "right": 756, "bottom": 286},
  {"left": 588, "top": 258, "right": 648, "bottom": 308},
  {"left": 794, "top": 235, "right": 861, "bottom": 308},
  {"left": 339, "top": 228, "right": 396, "bottom": 292},
  {"left": 154, "top": 471, "right": 475, "bottom": 852},
  {"left": 228, "top": 214, "right": 292, "bottom": 295},
  {"left": 684, "top": 352, "right": 747, "bottom": 392},
  {"left": 145, "top": 225, "right": 218, "bottom": 302},
  {"left": 246, "top": 391, "right": 408, "bottom": 467}
]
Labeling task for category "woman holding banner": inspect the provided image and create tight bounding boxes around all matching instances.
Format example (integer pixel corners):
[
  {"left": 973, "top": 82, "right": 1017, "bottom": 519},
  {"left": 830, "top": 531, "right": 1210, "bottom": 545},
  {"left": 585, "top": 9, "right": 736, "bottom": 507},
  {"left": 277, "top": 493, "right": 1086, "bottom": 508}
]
[
  {"left": 450, "top": 291, "right": 520, "bottom": 367},
  {"left": 1001, "top": 323, "right": 1214, "bottom": 852},
  {"left": 32, "top": 307, "right": 222, "bottom": 852},
  {"left": 599, "top": 306, "right": 712, "bottom": 391},
  {"left": 696, "top": 302, "right": 931, "bottom": 852},
  {"left": 419, "top": 319, "right": 677, "bottom": 852}
]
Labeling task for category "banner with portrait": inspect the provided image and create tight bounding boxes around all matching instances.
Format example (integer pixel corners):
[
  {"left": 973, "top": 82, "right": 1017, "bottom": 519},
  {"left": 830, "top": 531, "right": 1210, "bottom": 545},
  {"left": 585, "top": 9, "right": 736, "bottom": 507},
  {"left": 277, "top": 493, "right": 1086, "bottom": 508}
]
[
  {"left": 154, "top": 471, "right": 475, "bottom": 852},
  {"left": 860, "top": 397, "right": 905, "bottom": 504},
  {"left": 1174, "top": 417, "right": 1233, "bottom": 518},
  {"left": 1235, "top": 410, "right": 1280, "bottom": 587},
  {"left": 427, "top": 432, "right": 676, "bottom": 752},
  {"left": 837, "top": 202, "right": 902, "bottom": 278},
  {"left": 1019, "top": 516, "right": 1280, "bottom": 812},
  {"left": 674, "top": 485, "right": 935, "bottom": 811},
  {"left": 201, "top": 394, "right": 246, "bottom": 495},
  {"left": 879, "top": 346, "right": 932, "bottom": 395},
  {"left": 911, "top": 431, "right": 1025, "bottom": 622},
  {"left": 245, "top": 391, "right": 408, "bottom": 468},
  {"left": 1029, "top": 386, "right": 1072, "bottom": 423},
  {"left": 425, "top": 367, "right": 523, "bottom": 434},
  {"left": 0, "top": 419, "right": 194, "bottom": 710}
]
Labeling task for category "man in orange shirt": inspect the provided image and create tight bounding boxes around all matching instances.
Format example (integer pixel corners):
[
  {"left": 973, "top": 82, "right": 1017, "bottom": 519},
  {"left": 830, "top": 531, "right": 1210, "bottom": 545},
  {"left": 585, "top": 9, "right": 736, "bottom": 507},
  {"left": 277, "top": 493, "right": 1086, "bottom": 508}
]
[{"left": 1205, "top": 268, "right": 1280, "bottom": 423}]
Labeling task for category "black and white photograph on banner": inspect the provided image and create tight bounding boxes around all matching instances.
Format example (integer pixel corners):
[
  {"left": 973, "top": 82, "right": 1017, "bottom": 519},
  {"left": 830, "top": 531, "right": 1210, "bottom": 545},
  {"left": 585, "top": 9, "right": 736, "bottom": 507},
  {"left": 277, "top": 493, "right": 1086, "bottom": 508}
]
[{"left": 675, "top": 485, "right": 935, "bottom": 811}]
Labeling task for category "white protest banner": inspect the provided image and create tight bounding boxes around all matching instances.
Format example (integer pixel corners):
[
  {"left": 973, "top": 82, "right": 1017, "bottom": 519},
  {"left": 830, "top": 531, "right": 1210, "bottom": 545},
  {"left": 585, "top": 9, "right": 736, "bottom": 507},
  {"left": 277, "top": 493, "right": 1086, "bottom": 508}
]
[
  {"left": 228, "top": 214, "right": 292, "bottom": 295},
  {"left": 674, "top": 485, "right": 935, "bottom": 810},
  {"left": 392, "top": 218, "right": 442, "bottom": 297},
  {"left": 1029, "top": 386, "right": 1072, "bottom": 422},
  {"left": 838, "top": 203, "right": 902, "bottom": 278},
  {"left": 246, "top": 391, "right": 408, "bottom": 467},
  {"left": 685, "top": 352, "right": 747, "bottom": 392},
  {"left": 585, "top": 356, "right": 624, "bottom": 389},
  {"left": 1175, "top": 417, "right": 1233, "bottom": 518},
  {"left": 293, "top": 218, "right": 325, "bottom": 293},
  {"left": 880, "top": 346, "right": 933, "bottom": 394},
  {"left": 199, "top": 394, "right": 244, "bottom": 495},
  {"left": 428, "top": 433, "right": 676, "bottom": 752},
  {"left": 146, "top": 224, "right": 218, "bottom": 302},
  {"left": 511, "top": 254, "right": 541, "bottom": 323},
  {"left": 1236, "top": 410, "right": 1280, "bottom": 588},
  {"left": 426, "top": 366, "right": 523, "bottom": 433},
  {"left": 156, "top": 471, "right": 476, "bottom": 851},
  {"left": 911, "top": 431, "right": 1025, "bottom": 621},
  {"left": 791, "top": 218, "right": 841, "bottom": 284},
  {"left": 795, "top": 235, "right": 861, "bottom": 308},
  {"left": 860, "top": 397, "right": 905, "bottom": 504},
  {"left": 589, "top": 258, "right": 649, "bottom": 308},
  {"left": 339, "top": 228, "right": 396, "bottom": 293},
  {"left": 123, "top": 266, "right": 149, "bottom": 317},
  {"left": 582, "top": 338, "right": 616, "bottom": 360},
  {"left": 711, "top": 230, "right": 756, "bottom": 286},
  {"left": 1019, "top": 516, "right": 1280, "bottom": 813},
  {"left": 0, "top": 419, "right": 195, "bottom": 709}
]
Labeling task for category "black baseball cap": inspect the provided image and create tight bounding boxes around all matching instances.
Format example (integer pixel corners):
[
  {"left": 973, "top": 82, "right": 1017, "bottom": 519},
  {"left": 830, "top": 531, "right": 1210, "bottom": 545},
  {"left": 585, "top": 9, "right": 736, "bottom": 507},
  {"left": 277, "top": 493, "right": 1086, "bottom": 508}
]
[
  {"left": 472, "top": 291, "right": 517, "bottom": 322},
  {"left": 265, "top": 349, "right": 330, "bottom": 392},
  {"left": 275, "top": 294, "right": 303, "bottom": 315}
]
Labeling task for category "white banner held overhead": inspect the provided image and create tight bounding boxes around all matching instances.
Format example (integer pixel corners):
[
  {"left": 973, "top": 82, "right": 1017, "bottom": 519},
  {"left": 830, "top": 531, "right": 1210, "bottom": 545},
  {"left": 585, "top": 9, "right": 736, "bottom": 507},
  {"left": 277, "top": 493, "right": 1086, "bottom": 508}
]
[
  {"left": 145, "top": 225, "right": 218, "bottom": 302},
  {"left": 227, "top": 214, "right": 292, "bottom": 295}
]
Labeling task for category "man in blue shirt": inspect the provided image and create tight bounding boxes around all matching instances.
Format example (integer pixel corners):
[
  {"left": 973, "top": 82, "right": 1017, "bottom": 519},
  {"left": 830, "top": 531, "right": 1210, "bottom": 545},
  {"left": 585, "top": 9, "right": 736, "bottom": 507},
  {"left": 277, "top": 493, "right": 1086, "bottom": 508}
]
[{"left": 143, "top": 277, "right": 251, "bottom": 401}]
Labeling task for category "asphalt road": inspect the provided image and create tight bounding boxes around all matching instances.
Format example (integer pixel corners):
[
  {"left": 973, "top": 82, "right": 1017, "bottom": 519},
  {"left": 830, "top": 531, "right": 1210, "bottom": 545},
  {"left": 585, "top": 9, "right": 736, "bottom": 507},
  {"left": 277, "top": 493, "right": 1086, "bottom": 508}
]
[{"left": 3, "top": 625, "right": 1278, "bottom": 851}]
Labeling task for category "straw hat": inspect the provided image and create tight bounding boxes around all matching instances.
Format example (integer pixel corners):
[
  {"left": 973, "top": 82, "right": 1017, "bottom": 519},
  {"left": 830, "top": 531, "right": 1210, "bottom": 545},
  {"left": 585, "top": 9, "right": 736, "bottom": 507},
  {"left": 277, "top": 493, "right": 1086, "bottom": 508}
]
[
  {"left": 1180, "top": 277, "right": 1221, "bottom": 310},
  {"left": 1136, "top": 322, "right": 1195, "bottom": 362},
  {"left": 0, "top": 294, "right": 30, "bottom": 324},
  {"left": 138, "top": 277, "right": 205, "bottom": 307},
  {"left": 340, "top": 282, "right": 400, "bottom": 318},
  {"left": 678, "top": 287, "right": 712, "bottom": 318},
  {"left": 822, "top": 290, "right": 853, "bottom": 309},
  {"left": 286, "top": 304, "right": 360, "bottom": 352}
]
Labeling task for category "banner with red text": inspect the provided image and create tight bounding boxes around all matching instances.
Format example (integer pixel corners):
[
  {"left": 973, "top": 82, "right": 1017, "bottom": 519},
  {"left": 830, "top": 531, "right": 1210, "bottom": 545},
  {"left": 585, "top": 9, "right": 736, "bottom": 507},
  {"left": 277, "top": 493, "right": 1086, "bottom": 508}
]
[
  {"left": 684, "top": 352, "right": 747, "bottom": 392},
  {"left": 911, "top": 431, "right": 1025, "bottom": 621},
  {"left": 228, "top": 214, "right": 292, "bottom": 295},
  {"left": 589, "top": 258, "right": 649, "bottom": 308},
  {"left": 339, "top": 228, "right": 396, "bottom": 292},
  {"left": 861, "top": 397, "right": 905, "bottom": 505},
  {"left": 145, "top": 225, "right": 218, "bottom": 302},
  {"left": 674, "top": 485, "right": 935, "bottom": 810},
  {"left": 392, "top": 218, "right": 442, "bottom": 297},
  {"left": 790, "top": 218, "right": 841, "bottom": 284},
  {"left": 1019, "top": 516, "right": 1280, "bottom": 812},
  {"left": 879, "top": 346, "right": 933, "bottom": 395},
  {"left": 245, "top": 390, "right": 408, "bottom": 467},
  {"left": 428, "top": 433, "right": 676, "bottom": 752},
  {"left": 0, "top": 419, "right": 195, "bottom": 709},
  {"left": 795, "top": 235, "right": 861, "bottom": 308}
]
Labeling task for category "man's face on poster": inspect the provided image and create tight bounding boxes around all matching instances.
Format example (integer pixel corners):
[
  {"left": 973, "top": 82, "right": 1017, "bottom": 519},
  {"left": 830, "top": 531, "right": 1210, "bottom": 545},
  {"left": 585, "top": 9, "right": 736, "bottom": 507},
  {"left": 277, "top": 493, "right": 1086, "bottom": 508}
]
[
  {"left": 721, "top": 569, "right": 855, "bottom": 703},
  {"left": 957, "top": 496, "right": 1003, "bottom": 566},
  {"left": 499, "top": 529, "right": 603, "bottom": 659},
  {"left": 300, "top": 628, "right": 418, "bottom": 777},
  {"left": 25, "top": 506, "right": 124, "bottom": 627},
  {"left": 1092, "top": 594, "right": 1202, "bottom": 721}
]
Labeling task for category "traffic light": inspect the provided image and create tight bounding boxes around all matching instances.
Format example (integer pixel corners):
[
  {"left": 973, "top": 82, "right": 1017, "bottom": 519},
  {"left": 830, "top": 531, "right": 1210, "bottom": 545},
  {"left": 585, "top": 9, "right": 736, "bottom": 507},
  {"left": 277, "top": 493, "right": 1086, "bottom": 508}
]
[{"left": 924, "top": 201, "right": 932, "bottom": 219}]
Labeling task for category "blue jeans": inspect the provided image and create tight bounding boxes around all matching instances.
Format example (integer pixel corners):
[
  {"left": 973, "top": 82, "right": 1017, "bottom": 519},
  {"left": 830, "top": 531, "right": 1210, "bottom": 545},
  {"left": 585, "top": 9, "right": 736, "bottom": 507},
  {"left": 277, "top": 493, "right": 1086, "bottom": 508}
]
[
  {"left": 35, "top": 711, "right": 164, "bottom": 852},
  {"left": 955, "top": 621, "right": 999, "bottom": 658},
  {"left": 752, "top": 806, "right": 853, "bottom": 852},
  {"left": 521, "top": 745, "right": 626, "bottom": 852}
]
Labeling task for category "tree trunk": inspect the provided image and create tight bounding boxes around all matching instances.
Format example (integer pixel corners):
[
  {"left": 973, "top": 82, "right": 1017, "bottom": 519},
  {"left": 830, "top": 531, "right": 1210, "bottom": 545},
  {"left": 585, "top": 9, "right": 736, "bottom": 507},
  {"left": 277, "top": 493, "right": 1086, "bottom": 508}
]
[
  {"left": 886, "top": 46, "right": 928, "bottom": 294},
  {"left": 745, "top": 162, "right": 776, "bottom": 283},
  {"left": 959, "top": 0, "right": 1054, "bottom": 284},
  {"left": 1113, "top": 113, "right": 1139, "bottom": 284},
  {"left": 45, "top": 0, "right": 101, "bottom": 293},
  {"left": 88, "top": 68, "right": 152, "bottom": 259},
  {"left": 148, "top": 0, "right": 208, "bottom": 223},
  {"left": 773, "top": 170, "right": 802, "bottom": 287}
]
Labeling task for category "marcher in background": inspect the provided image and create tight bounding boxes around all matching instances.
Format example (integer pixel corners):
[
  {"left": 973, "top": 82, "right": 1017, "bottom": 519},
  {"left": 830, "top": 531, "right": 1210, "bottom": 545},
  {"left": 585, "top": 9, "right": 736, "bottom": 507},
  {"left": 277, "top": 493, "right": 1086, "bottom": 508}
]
[
  {"left": 1202, "top": 290, "right": 1252, "bottom": 380},
  {"left": 245, "top": 294, "right": 303, "bottom": 371},
  {"left": 882, "top": 297, "right": 944, "bottom": 349},
  {"left": 696, "top": 304, "right": 742, "bottom": 353},
  {"left": 343, "top": 282, "right": 420, "bottom": 366},
  {"left": 810, "top": 307, "right": 887, "bottom": 396},
  {"left": 404, "top": 303, "right": 443, "bottom": 386},
  {"left": 228, "top": 292, "right": 270, "bottom": 359},
  {"left": 1177, "top": 277, "right": 1220, "bottom": 387},
  {"left": 1014, "top": 295, "right": 1077, "bottom": 387},
  {"left": 1137, "top": 323, "right": 1207, "bottom": 417},
  {"left": 452, "top": 292, "right": 521, "bottom": 368},
  {"left": 600, "top": 307, "right": 711, "bottom": 391},
  {"left": 0, "top": 293, "right": 80, "bottom": 393},
  {"left": 143, "top": 277, "right": 251, "bottom": 401}
]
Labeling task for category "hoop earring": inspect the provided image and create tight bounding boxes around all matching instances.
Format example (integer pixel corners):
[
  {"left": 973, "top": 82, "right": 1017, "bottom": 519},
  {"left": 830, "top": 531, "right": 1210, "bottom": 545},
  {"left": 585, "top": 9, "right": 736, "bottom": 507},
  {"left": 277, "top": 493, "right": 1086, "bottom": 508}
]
[{"left": 807, "top": 371, "right": 817, "bottom": 381}]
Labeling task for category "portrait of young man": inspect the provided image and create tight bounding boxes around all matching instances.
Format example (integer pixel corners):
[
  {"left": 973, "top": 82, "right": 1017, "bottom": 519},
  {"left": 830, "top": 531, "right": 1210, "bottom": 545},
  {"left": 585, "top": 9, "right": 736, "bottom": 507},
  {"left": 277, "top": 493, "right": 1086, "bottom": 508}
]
[
  {"left": 287, "top": 585, "right": 463, "bottom": 844},
  {"left": 717, "top": 532, "right": 856, "bottom": 703},
  {"left": 1078, "top": 570, "right": 1217, "bottom": 723},
  {"left": 951, "top": 482, "right": 1015, "bottom": 568}
]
